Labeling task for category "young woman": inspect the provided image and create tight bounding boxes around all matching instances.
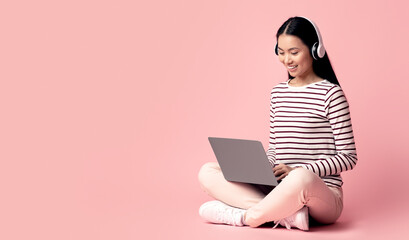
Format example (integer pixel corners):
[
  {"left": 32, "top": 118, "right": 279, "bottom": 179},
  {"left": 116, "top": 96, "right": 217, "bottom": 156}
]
[{"left": 197, "top": 16, "right": 357, "bottom": 231}]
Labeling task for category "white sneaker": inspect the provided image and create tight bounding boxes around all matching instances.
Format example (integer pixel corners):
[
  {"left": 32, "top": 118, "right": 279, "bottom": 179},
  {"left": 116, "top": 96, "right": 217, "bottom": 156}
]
[
  {"left": 199, "top": 200, "right": 246, "bottom": 226},
  {"left": 273, "top": 206, "right": 309, "bottom": 231}
]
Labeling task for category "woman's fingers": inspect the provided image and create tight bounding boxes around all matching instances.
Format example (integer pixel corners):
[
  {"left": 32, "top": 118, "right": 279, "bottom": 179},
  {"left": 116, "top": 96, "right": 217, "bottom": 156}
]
[
  {"left": 273, "top": 163, "right": 285, "bottom": 172},
  {"left": 273, "top": 164, "right": 287, "bottom": 177},
  {"left": 273, "top": 164, "right": 293, "bottom": 180},
  {"left": 277, "top": 172, "right": 288, "bottom": 181},
  {"left": 274, "top": 168, "right": 285, "bottom": 176}
]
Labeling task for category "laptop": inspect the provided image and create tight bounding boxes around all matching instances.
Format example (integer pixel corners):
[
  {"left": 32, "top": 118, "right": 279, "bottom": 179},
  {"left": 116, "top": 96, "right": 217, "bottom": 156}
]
[{"left": 208, "top": 137, "right": 279, "bottom": 187}]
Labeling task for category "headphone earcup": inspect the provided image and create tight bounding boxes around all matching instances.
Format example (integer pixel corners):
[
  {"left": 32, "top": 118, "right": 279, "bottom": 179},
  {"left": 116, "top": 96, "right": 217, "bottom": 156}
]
[
  {"left": 275, "top": 44, "right": 278, "bottom": 55},
  {"left": 311, "top": 42, "right": 318, "bottom": 60}
]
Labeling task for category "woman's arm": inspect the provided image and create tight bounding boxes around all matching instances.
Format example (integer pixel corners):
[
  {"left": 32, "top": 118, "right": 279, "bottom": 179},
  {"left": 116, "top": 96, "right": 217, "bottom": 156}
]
[
  {"left": 301, "top": 85, "right": 357, "bottom": 177},
  {"left": 266, "top": 92, "right": 277, "bottom": 166}
]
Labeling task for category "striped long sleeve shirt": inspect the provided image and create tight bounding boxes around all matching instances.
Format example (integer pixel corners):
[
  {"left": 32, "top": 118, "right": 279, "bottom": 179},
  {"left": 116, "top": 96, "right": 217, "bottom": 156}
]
[{"left": 266, "top": 79, "right": 357, "bottom": 188}]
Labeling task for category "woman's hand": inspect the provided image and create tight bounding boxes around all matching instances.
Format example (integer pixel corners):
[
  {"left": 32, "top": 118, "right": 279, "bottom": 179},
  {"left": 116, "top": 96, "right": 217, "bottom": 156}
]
[{"left": 273, "top": 163, "right": 295, "bottom": 181}]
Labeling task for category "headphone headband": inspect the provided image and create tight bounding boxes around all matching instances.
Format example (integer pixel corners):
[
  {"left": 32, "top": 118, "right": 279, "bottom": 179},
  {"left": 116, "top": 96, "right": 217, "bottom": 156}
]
[{"left": 300, "top": 16, "right": 325, "bottom": 59}]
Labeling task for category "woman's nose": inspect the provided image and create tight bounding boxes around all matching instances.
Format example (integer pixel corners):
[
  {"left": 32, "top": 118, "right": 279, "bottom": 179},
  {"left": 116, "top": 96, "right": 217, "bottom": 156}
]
[{"left": 284, "top": 54, "right": 292, "bottom": 64}]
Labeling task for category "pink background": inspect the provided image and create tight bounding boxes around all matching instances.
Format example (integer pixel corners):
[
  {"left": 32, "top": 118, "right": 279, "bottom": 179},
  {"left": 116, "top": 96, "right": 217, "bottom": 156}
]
[{"left": 1, "top": 0, "right": 408, "bottom": 239}]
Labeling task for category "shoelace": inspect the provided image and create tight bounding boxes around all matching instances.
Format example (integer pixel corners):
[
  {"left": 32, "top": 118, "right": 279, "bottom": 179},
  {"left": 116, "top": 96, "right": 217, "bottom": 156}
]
[
  {"left": 216, "top": 206, "right": 242, "bottom": 226},
  {"left": 273, "top": 219, "right": 292, "bottom": 230}
]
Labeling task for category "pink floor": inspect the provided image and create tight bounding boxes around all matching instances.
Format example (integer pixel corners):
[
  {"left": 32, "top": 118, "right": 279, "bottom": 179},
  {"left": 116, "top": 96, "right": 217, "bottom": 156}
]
[
  {"left": 143, "top": 205, "right": 406, "bottom": 240},
  {"left": 133, "top": 158, "right": 409, "bottom": 240},
  {"left": 190, "top": 196, "right": 408, "bottom": 240}
]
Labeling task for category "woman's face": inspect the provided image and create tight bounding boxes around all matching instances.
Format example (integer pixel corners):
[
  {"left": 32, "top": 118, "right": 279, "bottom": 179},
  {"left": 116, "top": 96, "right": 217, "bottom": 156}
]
[{"left": 277, "top": 34, "right": 314, "bottom": 79}]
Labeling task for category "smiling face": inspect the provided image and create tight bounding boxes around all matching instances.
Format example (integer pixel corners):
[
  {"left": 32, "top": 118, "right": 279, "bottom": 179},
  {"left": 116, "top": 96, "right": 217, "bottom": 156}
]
[{"left": 277, "top": 34, "right": 315, "bottom": 80}]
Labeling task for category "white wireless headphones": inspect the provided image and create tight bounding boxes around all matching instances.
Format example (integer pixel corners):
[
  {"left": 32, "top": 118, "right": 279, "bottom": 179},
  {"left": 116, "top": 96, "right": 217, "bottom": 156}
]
[{"left": 275, "top": 16, "right": 326, "bottom": 60}]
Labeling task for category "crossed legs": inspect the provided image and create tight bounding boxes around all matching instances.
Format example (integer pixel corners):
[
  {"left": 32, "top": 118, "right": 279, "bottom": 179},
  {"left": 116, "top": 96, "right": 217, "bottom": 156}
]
[{"left": 198, "top": 162, "right": 343, "bottom": 227}]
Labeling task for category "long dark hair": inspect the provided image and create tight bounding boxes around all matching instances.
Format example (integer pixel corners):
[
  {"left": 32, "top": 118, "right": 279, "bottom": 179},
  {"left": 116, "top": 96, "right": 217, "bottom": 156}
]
[{"left": 276, "top": 17, "right": 340, "bottom": 86}]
